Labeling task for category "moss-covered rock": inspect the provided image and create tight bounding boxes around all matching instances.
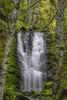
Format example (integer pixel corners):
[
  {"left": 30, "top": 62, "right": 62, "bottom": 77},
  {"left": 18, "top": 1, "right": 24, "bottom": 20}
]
[
  {"left": 22, "top": 91, "right": 32, "bottom": 96},
  {"left": 44, "top": 82, "right": 52, "bottom": 89},
  {"left": 33, "top": 88, "right": 52, "bottom": 99},
  {"left": 31, "top": 90, "right": 36, "bottom": 94},
  {"left": 40, "top": 89, "right": 52, "bottom": 96},
  {"left": 4, "top": 88, "right": 30, "bottom": 100},
  {"left": 16, "top": 92, "right": 30, "bottom": 100},
  {"left": 33, "top": 92, "right": 42, "bottom": 99},
  {"left": 4, "top": 86, "right": 16, "bottom": 100}
]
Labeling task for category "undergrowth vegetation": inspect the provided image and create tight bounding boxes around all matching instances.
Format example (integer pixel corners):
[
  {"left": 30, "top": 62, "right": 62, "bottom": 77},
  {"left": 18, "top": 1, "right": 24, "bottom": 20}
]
[{"left": 0, "top": 0, "right": 67, "bottom": 100}]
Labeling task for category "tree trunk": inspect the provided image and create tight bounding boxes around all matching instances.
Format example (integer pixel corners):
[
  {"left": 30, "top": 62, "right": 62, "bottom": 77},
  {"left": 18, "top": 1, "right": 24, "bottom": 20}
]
[
  {"left": 0, "top": 0, "right": 20, "bottom": 100},
  {"left": 58, "top": 0, "right": 64, "bottom": 84},
  {"left": 32, "top": 0, "right": 39, "bottom": 26},
  {"left": 28, "top": 0, "right": 32, "bottom": 25},
  {"left": 53, "top": 0, "right": 64, "bottom": 96},
  {"left": 26, "top": 0, "right": 29, "bottom": 23},
  {"left": 31, "top": 0, "right": 34, "bottom": 24}
]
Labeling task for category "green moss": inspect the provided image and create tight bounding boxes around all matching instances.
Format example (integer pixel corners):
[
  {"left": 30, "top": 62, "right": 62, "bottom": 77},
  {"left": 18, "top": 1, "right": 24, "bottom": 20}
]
[
  {"left": 41, "top": 89, "right": 52, "bottom": 95},
  {"left": 5, "top": 37, "right": 19, "bottom": 85},
  {"left": 46, "top": 34, "right": 54, "bottom": 68},
  {"left": 4, "top": 37, "right": 20, "bottom": 100},
  {"left": 60, "top": 34, "right": 67, "bottom": 90},
  {"left": 44, "top": 82, "right": 52, "bottom": 89},
  {"left": 16, "top": 92, "right": 24, "bottom": 100},
  {"left": 22, "top": 91, "right": 32, "bottom": 96},
  {"left": 33, "top": 88, "right": 52, "bottom": 99},
  {"left": 0, "top": 34, "right": 6, "bottom": 72},
  {"left": 8, "top": 67, "right": 18, "bottom": 75},
  {"left": 34, "top": 92, "right": 42, "bottom": 99},
  {"left": 34, "top": 92, "right": 41, "bottom": 97},
  {"left": 31, "top": 90, "right": 36, "bottom": 94},
  {"left": 36, "top": 96, "right": 42, "bottom": 99},
  {"left": 15, "top": 92, "right": 30, "bottom": 100},
  {"left": 4, "top": 87, "right": 29, "bottom": 100},
  {"left": 4, "top": 86, "right": 16, "bottom": 100},
  {"left": 6, "top": 73, "right": 19, "bottom": 87}
]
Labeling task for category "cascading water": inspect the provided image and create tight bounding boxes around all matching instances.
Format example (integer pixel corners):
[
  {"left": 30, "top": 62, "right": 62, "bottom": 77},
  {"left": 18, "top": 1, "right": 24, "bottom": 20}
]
[{"left": 17, "top": 32, "right": 48, "bottom": 92}]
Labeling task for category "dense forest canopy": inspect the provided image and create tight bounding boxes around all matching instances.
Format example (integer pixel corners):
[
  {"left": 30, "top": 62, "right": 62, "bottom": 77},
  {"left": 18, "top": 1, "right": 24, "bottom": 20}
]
[
  {"left": 0, "top": 0, "right": 67, "bottom": 31},
  {"left": 0, "top": 0, "right": 67, "bottom": 100}
]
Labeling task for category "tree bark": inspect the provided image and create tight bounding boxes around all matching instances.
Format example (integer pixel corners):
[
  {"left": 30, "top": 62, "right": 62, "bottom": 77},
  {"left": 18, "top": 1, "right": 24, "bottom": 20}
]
[
  {"left": 32, "top": 0, "right": 39, "bottom": 26},
  {"left": 31, "top": 0, "right": 34, "bottom": 24},
  {"left": 26, "top": 0, "right": 29, "bottom": 23},
  {"left": 53, "top": 0, "right": 64, "bottom": 96},
  {"left": 28, "top": 0, "right": 32, "bottom": 25},
  {"left": 0, "top": 0, "right": 20, "bottom": 100},
  {"left": 58, "top": 0, "right": 64, "bottom": 84}
]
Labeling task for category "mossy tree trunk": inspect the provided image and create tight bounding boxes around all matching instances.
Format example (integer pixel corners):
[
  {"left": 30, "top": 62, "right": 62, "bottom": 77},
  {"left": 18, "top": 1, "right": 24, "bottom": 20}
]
[
  {"left": 0, "top": 0, "right": 20, "bottom": 100},
  {"left": 53, "top": 0, "right": 64, "bottom": 96}
]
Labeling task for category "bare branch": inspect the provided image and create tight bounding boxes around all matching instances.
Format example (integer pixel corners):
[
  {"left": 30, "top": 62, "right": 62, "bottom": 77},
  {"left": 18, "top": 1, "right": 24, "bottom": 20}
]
[
  {"left": 18, "top": 0, "right": 40, "bottom": 17},
  {"left": 42, "top": 11, "right": 56, "bottom": 29},
  {"left": 1, "top": 0, "right": 10, "bottom": 29},
  {"left": 1, "top": 0, "right": 9, "bottom": 20},
  {"left": 0, "top": 10, "right": 7, "bottom": 21}
]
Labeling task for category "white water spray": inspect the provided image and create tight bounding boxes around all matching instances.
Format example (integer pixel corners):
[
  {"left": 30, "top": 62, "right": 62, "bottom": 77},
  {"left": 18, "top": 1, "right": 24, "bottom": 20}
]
[{"left": 17, "top": 32, "right": 47, "bottom": 92}]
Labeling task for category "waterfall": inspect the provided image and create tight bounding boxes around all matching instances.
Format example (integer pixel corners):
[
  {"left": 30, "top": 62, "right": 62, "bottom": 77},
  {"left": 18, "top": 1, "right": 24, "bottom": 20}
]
[{"left": 17, "top": 32, "right": 48, "bottom": 92}]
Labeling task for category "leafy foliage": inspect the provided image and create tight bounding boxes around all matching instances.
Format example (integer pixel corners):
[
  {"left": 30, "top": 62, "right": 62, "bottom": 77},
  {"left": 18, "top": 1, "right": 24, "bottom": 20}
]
[{"left": 0, "top": 0, "right": 67, "bottom": 100}]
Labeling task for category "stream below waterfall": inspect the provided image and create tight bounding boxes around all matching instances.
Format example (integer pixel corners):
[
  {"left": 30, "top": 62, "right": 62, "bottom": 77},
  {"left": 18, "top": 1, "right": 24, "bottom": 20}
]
[{"left": 17, "top": 32, "right": 52, "bottom": 99}]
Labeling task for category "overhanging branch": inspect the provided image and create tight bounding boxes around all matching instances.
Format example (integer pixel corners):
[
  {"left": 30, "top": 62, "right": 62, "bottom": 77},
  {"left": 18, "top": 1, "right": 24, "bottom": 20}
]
[
  {"left": 43, "top": 12, "right": 56, "bottom": 29},
  {"left": 18, "top": 0, "right": 40, "bottom": 17},
  {"left": 0, "top": 10, "right": 7, "bottom": 21}
]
